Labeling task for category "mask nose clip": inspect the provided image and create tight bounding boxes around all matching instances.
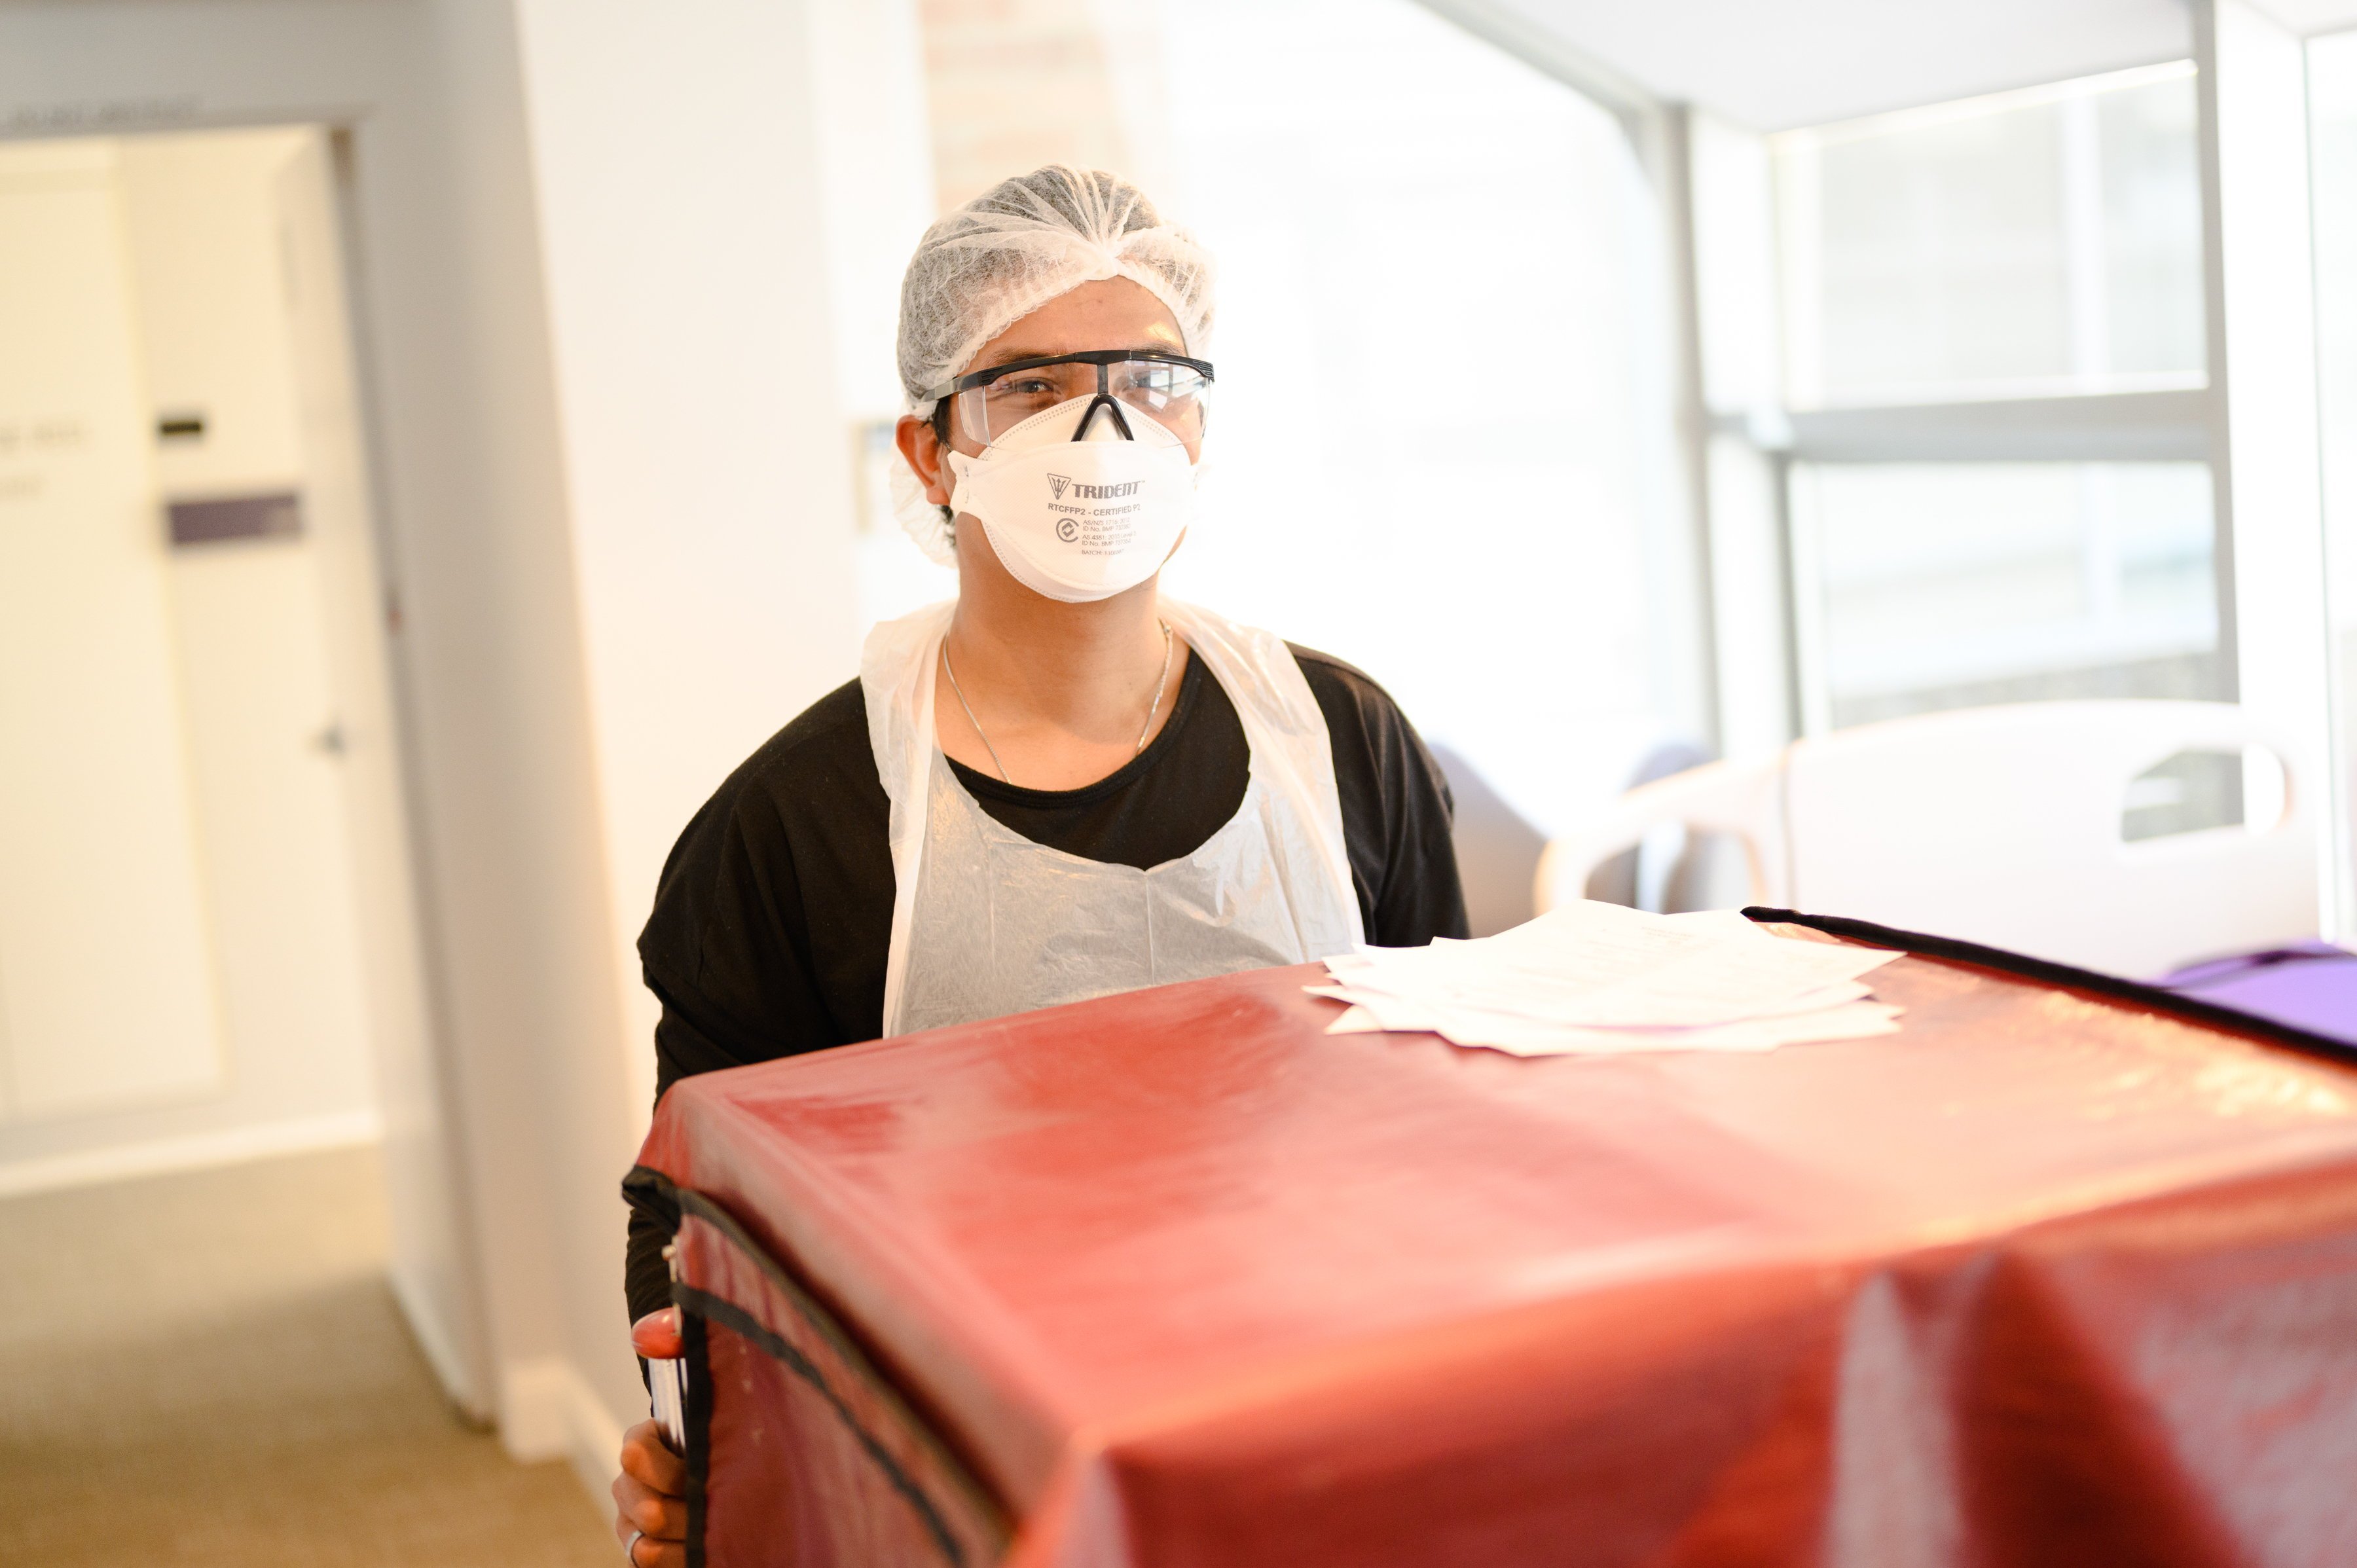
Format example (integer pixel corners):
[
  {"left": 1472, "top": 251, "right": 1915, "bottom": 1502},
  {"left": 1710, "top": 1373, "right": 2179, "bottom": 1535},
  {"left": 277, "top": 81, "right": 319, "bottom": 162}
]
[{"left": 1070, "top": 393, "right": 1136, "bottom": 441}]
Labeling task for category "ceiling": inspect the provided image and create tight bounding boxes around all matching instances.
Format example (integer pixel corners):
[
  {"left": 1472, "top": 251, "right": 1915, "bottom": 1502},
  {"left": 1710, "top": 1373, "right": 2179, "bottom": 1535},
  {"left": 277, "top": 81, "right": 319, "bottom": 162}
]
[
  {"left": 2253, "top": 0, "right": 2357, "bottom": 33},
  {"left": 1469, "top": 0, "right": 2357, "bottom": 130}
]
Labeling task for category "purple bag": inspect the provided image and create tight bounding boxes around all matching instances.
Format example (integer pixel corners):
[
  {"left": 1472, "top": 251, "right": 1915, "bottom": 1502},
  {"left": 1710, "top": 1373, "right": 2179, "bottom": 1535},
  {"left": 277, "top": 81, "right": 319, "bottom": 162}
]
[{"left": 2157, "top": 943, "right": 2357, "bottom": 1047}]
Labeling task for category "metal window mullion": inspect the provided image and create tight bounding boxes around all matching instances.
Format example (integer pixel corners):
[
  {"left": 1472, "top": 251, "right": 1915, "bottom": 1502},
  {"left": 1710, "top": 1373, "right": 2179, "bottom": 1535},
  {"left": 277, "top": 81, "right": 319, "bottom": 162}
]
[
  {"left": 1770, "top": 389, "right": 2213, "bottom": 464},
  {"left": 2196, "top": 0, "right": 2244, "bottom": 702},
  {"left": 2199, "top": 0, "right": 2345, "bottom": 941},
  {"left": 1772, "top": 450, "right": 1817, "bottom": 740},
  {"left": 1661, "top": 103, "right": 1724, "bottom": 753}
]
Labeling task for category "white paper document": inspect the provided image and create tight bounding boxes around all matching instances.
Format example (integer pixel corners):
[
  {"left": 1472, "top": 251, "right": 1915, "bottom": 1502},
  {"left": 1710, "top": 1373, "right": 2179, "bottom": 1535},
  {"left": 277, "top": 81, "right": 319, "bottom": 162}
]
[{"left": 1311, "top": 901, "right": 1902, "bottom": 1058}]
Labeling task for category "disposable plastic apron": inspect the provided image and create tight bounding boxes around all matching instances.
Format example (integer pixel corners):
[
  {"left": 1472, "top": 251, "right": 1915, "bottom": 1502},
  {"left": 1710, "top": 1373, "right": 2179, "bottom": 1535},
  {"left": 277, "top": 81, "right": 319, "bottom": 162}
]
[{"left": 862, "top": 599, "right": 1365, "bottom": 1036}]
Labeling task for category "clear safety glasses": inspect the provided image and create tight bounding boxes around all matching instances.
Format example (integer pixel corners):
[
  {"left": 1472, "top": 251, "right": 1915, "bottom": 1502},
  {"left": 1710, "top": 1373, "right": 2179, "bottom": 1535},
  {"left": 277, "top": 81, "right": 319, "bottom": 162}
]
[{"left": 926, "top": 350, "right": 1214, "bottom": 445}]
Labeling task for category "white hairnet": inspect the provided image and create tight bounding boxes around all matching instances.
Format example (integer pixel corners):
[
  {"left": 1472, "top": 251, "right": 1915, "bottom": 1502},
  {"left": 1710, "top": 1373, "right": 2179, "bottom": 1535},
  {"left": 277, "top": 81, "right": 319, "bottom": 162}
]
[{"left": 890, "top": 164, "right": 1216, "bottom": 564}]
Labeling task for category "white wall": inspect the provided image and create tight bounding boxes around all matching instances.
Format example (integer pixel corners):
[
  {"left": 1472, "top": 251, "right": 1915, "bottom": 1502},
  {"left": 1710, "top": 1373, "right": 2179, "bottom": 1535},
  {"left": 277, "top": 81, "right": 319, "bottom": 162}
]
[
  {"left": 0, "top": 0, "right": 952, "bottom": 1501},
  {"left": 510, "top": 0, "right": 873, "bottom": 1131},
  {"left": 0, "top": 139, "right": 227, "bottom": 1130},
  {"left": 808, "top": 0, "right": 938, "bottom": 424},
  {"left": 401, "top": 0, "right": 647, "bottom": 1456},
  {"left": 812, "top": 0, "right": 957, "bottom": 632},
  {"left": 0, "top": 0, "right": 621, "bottom": 1448},
  {"left": 0, "top": 128, "right": 387, "bottom": 1193},
  {"left": 125, "top": 132, "right": 310, "bottom": 489}
]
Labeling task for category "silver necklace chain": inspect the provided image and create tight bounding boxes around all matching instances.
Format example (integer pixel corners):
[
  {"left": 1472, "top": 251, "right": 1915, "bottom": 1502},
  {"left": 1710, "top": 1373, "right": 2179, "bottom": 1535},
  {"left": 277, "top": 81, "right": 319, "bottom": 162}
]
[{"left": 941, "top": 619, "right": 1174, "bottom": 786}]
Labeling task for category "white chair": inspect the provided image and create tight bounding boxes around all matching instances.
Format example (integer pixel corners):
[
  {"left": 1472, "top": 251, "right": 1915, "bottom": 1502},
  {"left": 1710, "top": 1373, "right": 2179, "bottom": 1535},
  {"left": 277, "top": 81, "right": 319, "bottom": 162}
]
[
  {"left": 1535, "top": 701, "right": 2317, "bottom": 978},
  {"left": 1535, "top": 752, "right": 1789, "bottom": 910}
]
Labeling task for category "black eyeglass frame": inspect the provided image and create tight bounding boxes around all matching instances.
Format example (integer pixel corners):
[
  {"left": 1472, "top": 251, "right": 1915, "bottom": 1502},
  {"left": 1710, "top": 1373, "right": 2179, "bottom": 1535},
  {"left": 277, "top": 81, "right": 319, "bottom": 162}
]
[{"left": 921, "top": 348, "right": 1216, "bottom": 407}]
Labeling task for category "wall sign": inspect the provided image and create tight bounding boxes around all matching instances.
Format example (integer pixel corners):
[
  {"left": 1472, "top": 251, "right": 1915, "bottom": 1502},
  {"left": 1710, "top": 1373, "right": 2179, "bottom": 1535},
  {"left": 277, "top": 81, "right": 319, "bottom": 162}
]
[{"left": 167, "top": 490, "right": 304, "bottom": 546}]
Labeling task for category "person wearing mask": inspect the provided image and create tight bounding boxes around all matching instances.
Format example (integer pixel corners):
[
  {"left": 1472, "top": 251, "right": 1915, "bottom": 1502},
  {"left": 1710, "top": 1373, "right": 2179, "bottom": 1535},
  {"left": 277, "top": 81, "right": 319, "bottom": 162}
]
[{"left": 612, "top": 164, "right": 1467, "bottom": 1565}]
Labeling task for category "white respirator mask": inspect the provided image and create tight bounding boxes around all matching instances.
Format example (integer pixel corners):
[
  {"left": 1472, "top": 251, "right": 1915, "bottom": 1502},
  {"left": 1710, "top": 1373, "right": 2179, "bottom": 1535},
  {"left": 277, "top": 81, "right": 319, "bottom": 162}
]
[{"left": 945, "top": 392, "right": 1198, "bottom": 604}]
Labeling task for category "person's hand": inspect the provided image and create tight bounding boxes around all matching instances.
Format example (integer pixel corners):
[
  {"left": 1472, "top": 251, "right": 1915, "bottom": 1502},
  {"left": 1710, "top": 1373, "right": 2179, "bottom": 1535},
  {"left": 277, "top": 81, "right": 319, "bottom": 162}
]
[
  {"left": 614, "top": 1308, "right": 687, "bottom": 1565},
  {"left": 613, "top": 1418, "right": 687, "bottom": 1566}
]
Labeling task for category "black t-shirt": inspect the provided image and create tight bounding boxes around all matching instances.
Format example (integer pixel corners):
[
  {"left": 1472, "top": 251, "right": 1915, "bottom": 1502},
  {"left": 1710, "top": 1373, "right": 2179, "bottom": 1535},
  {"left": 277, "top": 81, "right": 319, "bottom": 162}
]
[{"left": 623, "top": 645, "right": 1466, "bottom": 1324}]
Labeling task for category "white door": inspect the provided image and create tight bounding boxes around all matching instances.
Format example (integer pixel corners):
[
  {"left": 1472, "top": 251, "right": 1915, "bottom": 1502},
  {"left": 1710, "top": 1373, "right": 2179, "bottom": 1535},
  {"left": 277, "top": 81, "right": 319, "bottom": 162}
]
[
  {"left": 274, "top": 132, "right": 489, "bottom": 1414},
  {"left": 0, "top": 139, "right": 227, "bottom": 1119}
]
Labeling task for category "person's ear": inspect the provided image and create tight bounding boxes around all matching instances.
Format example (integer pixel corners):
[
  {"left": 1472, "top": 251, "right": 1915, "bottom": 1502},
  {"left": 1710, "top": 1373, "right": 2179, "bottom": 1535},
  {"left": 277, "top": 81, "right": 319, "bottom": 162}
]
[{"left": 894, "top": 414, "right": 954, "bottom": 508}]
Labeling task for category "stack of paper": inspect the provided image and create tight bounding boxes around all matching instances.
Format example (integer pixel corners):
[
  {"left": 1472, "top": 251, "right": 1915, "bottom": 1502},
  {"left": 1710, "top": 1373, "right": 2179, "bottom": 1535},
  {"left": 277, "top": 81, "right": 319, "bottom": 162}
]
[{"left": 1310, "top": 902, "right": 1903, "bottom": 1057}]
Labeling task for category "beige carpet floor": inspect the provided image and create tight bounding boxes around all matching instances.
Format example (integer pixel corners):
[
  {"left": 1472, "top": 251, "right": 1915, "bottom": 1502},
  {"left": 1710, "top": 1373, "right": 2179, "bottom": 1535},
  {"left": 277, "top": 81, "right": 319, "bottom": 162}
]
[{"left": 1, "top": 1145, "right": 620, "bottom": 1566}]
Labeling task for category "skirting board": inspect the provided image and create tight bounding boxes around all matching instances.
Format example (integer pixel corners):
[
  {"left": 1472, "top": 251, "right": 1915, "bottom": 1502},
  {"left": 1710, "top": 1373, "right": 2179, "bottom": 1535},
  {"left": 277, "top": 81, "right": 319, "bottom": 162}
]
[
  {"left": 0, "top": 1107, "right": 383, "bottom": 1198},
  {"left": 500, "top": 1354, "right": 636, "bottom": 1511}
]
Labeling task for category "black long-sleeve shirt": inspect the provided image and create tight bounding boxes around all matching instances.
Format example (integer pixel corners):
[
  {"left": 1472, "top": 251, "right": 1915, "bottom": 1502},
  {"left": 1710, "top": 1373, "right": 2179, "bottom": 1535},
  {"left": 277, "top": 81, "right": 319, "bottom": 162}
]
[{"left": 622, "top": 646, "right": 1467, "bottom": 1325}]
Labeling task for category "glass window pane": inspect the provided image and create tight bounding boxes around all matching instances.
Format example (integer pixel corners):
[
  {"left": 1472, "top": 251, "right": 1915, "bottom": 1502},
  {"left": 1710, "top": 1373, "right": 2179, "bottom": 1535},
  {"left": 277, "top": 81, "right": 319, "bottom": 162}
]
[
  {"left": 1776, "top": 66, "right": 2204, "bottom": 409},
  {"left": 1792, "top": 462, "right": 2221, "bottom": 729},
  {"left": 2100, "top": 78, "right": 2206, "bottom": 378},
  {"left": 1142, "top": 0, "right": 1681, "bottom": 832}
]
